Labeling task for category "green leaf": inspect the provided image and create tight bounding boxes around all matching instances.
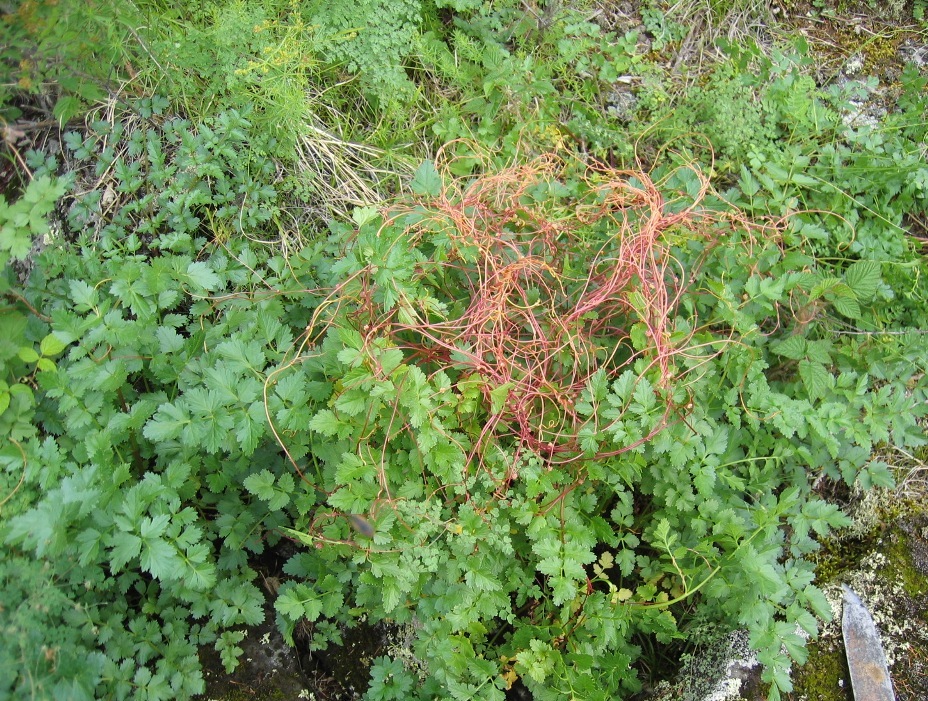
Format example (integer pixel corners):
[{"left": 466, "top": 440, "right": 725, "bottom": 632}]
[
  {"left": 309, "top": 409, "right": 341, "bottom": 437},
  {"left": 16, "top": 346, "right": 39, "bottom": 363},
  {"left": 144, "top": 402, "right": 192, "bottom": 442},
  {"left": 140, "top": 537, "right": 179, "bottom": 580},
  {"left": 410, "top": 160, "right": 442, "bottom": 197},
  {"left": 335, "top": 453, "right": 372, "bottom": 484},
  {"left": 773, "top": 336, "right": 806, "bottom": 361},
  {"left": 68, "top": 280, "right": 98, "bottom": 310},
  {"left": 830, "top": 292, "right": 861, "bottom": 319},
  {"left": 244, "top": 470, "right": 276, "bottom": 500},
  {"left": 185, "top": 261, "right": 221, "bottom": 291},
  {"left": 489, "top": 382, "right": 513, "bottom": 415},
  {"left": 378, "top": 347, "right": 404, "bottom": 375},
  {"left": 516, "top": 640, "right": 557, "bottom": 684},
  {"left": 805, "top": 340, "right": 832, "bottom": 365},
  {"left": 844, "top": 260, "right": 880, "bottom": 301},
  {"left": 276, "top": 583, "right": 323, "bottom": 622},
  {"left": 803, "top": 584, "right": 832, "bottom": 621},
  {"left": 35, "top": 357, "right": 56, "bottom": 372},
  {"left": 39, "top": 333, "right": 68, "bottom": 357},
  {"left": 352, "top": 206, "right": 380, "bottom": 227},
  {"left": 53, "top": 95, "right": 83, "bottom": 124},
  {"left": 109, "top": 531, "right": 142, "bottom": 572},
  {"left": 217, "top": 631, "right": 246, "bottom": 674},
  {"left": 183, "top": 544, "right": 217, "bottom": 591},
  {"left": 858, "top": 460, "right": 895, "bottom": 490},
  {"left": 140, "top": 513, "right": 170, "bottom": 539},
  {"left": 808, "top": 276, "right": 844, "bottom": 301},
  {"left": 337, "top": 346, "right": 363, "bottom": 367},
  {"left": 337, "top": 326, "right": 364, "bottom": 350},
  {"left": 798, "top": 360, "right": 830, "bottom": 401},
  {"left": 551, "top": 575, "right": 578, "bottom": 605},
  {"left": 235, "top": 401, "right": 266, "bottom": 455},
  {"left": 631, "top": 378, "right": 656, "bottom": 413},
  {"left": 0, "top": 312, "right": 27, "bottom": 362},
  {"left": 334, "top": 388, "right": 371, "bottom": 416}
]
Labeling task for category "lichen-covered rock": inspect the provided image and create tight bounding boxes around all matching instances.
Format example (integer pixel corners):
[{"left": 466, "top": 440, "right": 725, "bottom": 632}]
[
  {"left": 645, "top": 629, "right": 766, "bottom": 701},
  {"left": 789, "top": 487, "right": 928, "bottom": 701}
]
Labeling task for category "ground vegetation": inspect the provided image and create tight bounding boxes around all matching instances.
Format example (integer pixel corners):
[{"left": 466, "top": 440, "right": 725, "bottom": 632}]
[{"left": 1, "top": 1, "right": 926, "bottom": 700}]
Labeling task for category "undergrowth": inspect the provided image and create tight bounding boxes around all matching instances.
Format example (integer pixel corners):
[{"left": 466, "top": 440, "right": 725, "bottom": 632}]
[{"left": 1, "top": 2, "right": 927, "bottom": 700}]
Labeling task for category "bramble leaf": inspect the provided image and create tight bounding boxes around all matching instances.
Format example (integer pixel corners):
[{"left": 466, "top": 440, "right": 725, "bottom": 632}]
[
  {"left": 844, "top": 260, "right": 880, "bottom": 301},
  {"left": 773, "top": 336, "right": 806, "bottom": 360},
  {"left": 798, "top": 360, "right": 830, "bottom": 401}
]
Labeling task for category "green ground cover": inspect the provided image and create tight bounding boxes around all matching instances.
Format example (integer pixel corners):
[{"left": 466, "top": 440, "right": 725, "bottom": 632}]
[{"left": 1, "top": 1, "right": 927, "bottom": 699}]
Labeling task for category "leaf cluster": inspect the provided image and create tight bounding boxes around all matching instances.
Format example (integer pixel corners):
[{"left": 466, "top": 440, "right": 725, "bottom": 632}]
[
  {"left": 0, "top": 108, "right": 323, "bottom": 699},
  {"left": 2, "top": 4, "right": 927, "bottom": 701}
]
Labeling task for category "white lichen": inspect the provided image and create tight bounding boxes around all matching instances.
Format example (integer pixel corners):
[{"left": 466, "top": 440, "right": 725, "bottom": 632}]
[{"left": 651, "top": 629, "right": 760, "bottom": 701}]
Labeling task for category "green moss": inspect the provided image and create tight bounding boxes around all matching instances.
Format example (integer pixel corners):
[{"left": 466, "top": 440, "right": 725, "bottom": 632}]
[
  {"left": 886, "top": 525, "right": 928, "bottom": 600},
  {"left": 863, "top": 36, "right": 901, "bottom": 74},
  {"left": 809, "top": 531, "right": 877, "bottom": 585},
  {"left": 789, "top": 641, "right": 853, "bottom": 701},
  {"left": 201, "top": 687, "right": 291, "bottom": 701},
  {"left": 796, "top": 491, "right": 928, "bottom": 701}
]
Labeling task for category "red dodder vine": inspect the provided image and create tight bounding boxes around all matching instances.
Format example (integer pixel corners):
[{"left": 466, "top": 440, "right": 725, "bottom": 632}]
[{"left": 314, "top": 155, "right": 776, "bottom": 478}]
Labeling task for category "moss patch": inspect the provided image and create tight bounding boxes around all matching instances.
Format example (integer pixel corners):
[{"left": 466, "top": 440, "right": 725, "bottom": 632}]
[
  {"left": 788, "top": 493, "right": 928, "bottom": 701},
  {"left": 788, "top": 641, "right": 852, "bottom": 701}
]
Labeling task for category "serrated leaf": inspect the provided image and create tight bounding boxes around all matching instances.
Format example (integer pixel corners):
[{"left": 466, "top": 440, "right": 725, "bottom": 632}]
[
  {"left": 516, "top": 641, "right": 556, "bottom": 684},
  {"left": 156, "top": 326, "right": 185, "bottom": 354},
  {"left": 578, "top": 426, "right": 600, "bottom": 455},
  {"left": 140, "top": 513, "right": 170, "bottom": 539},
  {"left": 798, "top": 360, "right": 831, "bottom": 401},
  {"left": 35, "top": 357, "right": 56, "bottom": 372},
  {"left": 858, "top": 460, "right": 895, "bottom": 490},
  {"left": 614, "top": 587, "right": 633, "bottom": 602},
  {"left": 335, "top": 453, "right": 372, "bottom": 484},
  {"left": 276, "top": 583, "right": 323, "bottom": 622},
  {"left": 243, "top": 470, "right": 276, "bottom": 500},
  {"left": 830, "top": 293, "right": 861, "bottom": 319},
  {"left": 773, "top": 336, "right": 807, "bottom": 360},
  {"left": 235, "top": 401, "right": 266, "bottom": 456},
  {"left": 217, "top": 631, "right": 245, "bottom": 673},
  {"left": 143, "top": 402, "right": 191, "bottom": 442},
  {"left": 68, "top": 280, "right": 97, "bottom": 309},
  {"left": 378, "top": 347, "right": 404, "bottom": 375},
  {"left": 410, "top": 160, "right": 442, "bottom": 197},
  {"left": 844, "top": 260, "right": 880, "bottom": 301},
  {"left": 334, "top": 388, "right": 370, "bottom": 416},
  {"left": 39, "top": 333, "right": 67, "bottom": 357},
  {"left": 328, "top": 482, "right": 377, "bottom": 513},
  {"left": 337, "top": 346, "right": 363, "bottom": 367},
  {"left": 805, "top": 340, "right": 832, "bottom": 365},
  {"left": 337, "top": 326, "right": 364, "bottom": 350},
  {"left": 352, "top": 206, "right": 379, "bottom": 227},
  {"left": 808, "top": 276, "right": 844, "bottom": 301},
  {"left": 185, "top": 261, "right": 220, "bottom": 291},
  {"left": 551, "top": 575, "right": 578, "bottom": 605},
  {"left": 140, "top": 537, "right": 179, "bottom": 580},
  {"left": 803, "top": 584, "right": 832, "bottom": 621},
  {"left": 489, "top": 382, "right": 513, "bottom": 415},
  {"left": 109, "top": 531, "right": 142, "bottom": 572},
  {"left": 53, "top": 95, "right": 83, "bottom": 123},
  {"left": 309, "top": 409, "right": 341, "bottom": 437},
  {"left": 631, "top": 378, "right": 656, "bottom": 412}
]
